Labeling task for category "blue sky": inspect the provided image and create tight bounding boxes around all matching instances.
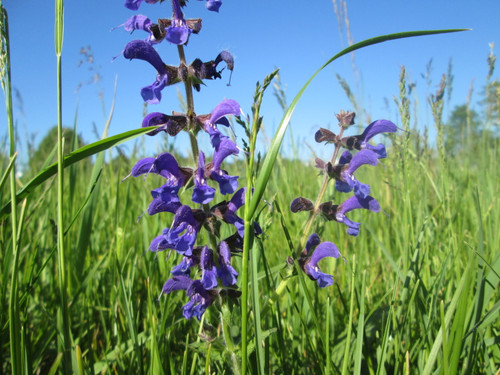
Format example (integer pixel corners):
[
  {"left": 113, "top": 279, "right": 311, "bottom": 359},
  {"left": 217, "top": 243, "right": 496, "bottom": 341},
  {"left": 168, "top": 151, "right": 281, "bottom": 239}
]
[{"left": 1, "top": 0, "right": 498, "bottom": 161}]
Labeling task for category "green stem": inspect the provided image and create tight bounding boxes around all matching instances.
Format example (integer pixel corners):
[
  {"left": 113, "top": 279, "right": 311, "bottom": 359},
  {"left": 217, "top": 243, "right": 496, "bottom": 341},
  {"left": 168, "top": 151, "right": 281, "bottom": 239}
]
[
  {"left": 1, "top": 5, "right": 22, "bottom": 373},
  {"left": 294, "top": 126, "right": 345, "bottom": 258},
  {"left": 55, "top": 0, "right": 72, "bottom": 371}
]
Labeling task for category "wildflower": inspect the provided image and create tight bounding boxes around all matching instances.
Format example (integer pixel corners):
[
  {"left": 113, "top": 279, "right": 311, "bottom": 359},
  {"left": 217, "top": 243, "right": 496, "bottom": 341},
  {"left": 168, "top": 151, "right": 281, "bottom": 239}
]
[
  {"left": 200, "top": 246, "right": 218, "bottom": 289},
  {"left": 192, "top": 151, "right": 216, "bottom": 204},
  {"left": 128, "top": 152, "right": 191, "bottom": 215},
  {"left": 189, "top": 51, "right": 235, "bottom": 92},
  {"left": 198, "top": 0, "right": 223, "bottom": 12},
  {"left": 164, "top": 0, "right": 192, "bottom": 45},
  {"left": 208, "top": 138, "right": 239, "bottom": 194},
  {"left": 171, "top": 247, "right": 202, "bottom": 276},
  {"left": 142, "top": 111, "right": 188, "bottom": 136},
  {"left": 197, "top": 98, "right": 240, "bottom": 148},
  {"left": 299, "top": 233, "right": 341, "bottom": 288},
  {"left": 342, "top": 119, "right": 397, "bottom": 159},
  {"left": 217, "top": 241, "right": 238, "bottom": 286},
  {"left": 334, "top": 195, "right": 380, "bottom": 236},
  {"left": 125, "top": 0, "right": 159, "bottom": 11},
  {"left": 150, "top": 205, "right": 204, "bottom": 256},
  {"left": 162, "top": 276, "right": 217, "bottom": 320},
  {"left": 123, "top": 39, "right": 181, "bottom": 103},
  {"left": 334, "top": 149, "right": 379, "bottom": 199}
]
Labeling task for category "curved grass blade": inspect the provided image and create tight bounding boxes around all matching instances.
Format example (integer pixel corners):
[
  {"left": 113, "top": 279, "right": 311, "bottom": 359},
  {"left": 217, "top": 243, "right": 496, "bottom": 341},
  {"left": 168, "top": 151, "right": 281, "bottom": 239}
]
[
  {"left": 247, "top": 28, "right": 468, "bottom": 218},
  {"left": 0, "top": 125, "right": 159, "bottom": 218}
]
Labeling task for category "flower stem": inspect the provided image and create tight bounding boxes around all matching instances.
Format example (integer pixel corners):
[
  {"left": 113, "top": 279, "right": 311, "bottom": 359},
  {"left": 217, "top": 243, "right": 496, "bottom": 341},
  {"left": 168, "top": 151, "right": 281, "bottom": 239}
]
[{"left": 294, "top": 127, "right": 345, "bottom": 258}]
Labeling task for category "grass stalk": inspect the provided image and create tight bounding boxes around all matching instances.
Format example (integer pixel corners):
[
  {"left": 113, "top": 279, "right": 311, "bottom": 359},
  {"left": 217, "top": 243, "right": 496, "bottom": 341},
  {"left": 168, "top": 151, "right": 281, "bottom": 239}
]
[
  {"left": 54, "top": 0, "right": 72, "bottom": 372},
  {"left": 1, "top": 5, "right": 23, "bottom": 374}
]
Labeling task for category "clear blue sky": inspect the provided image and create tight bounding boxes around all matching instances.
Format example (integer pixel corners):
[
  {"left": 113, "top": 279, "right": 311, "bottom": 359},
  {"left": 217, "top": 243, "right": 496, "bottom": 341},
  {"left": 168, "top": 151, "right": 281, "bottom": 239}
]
[{"left": 1, "top": 0, "right": 498, "bottom": 162}]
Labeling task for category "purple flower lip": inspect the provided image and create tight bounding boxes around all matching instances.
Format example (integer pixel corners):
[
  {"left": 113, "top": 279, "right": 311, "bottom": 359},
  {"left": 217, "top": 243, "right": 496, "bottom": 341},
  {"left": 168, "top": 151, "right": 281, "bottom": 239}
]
[
  {"left": 341, "top": 119, "right": 398, "bottom": 159},
  {"left": 299, "top": 234, "right": 342, "bottom": 288}
]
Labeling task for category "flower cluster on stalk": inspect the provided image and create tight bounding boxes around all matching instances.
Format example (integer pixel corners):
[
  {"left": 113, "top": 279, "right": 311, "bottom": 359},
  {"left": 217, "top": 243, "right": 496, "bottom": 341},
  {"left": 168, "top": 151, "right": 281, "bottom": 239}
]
[
  {"left": 120, "top": 0, "right": 257, "bottom": 320},
  {"left": 291, "top": 111, "right": 397, "bottom": 287}
]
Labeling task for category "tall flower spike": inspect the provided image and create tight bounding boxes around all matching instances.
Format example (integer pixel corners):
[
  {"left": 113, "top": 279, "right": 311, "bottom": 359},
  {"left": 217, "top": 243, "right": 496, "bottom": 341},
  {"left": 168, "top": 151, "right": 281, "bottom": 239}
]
[
  {"left": 335, "top": 195, "right": 381, "bottom": 236},
  {"left": 299, "top": 234, "right": 341, "bottom": 288},
  {"left": 342, "top": 119, "right": 398, "bottom": 159},
  {"left": 335, "top": 149, "right": 379, "bottom": 199},
  {"left": 123, "top": 40, "right": 181, "bottom": 103}
]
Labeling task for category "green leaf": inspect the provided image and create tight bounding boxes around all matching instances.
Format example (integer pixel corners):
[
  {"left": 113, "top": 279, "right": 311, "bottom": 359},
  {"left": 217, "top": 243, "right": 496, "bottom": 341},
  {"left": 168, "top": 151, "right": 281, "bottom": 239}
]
[{"left": 0, "top": 125, "right": 159, "bottom": 218}]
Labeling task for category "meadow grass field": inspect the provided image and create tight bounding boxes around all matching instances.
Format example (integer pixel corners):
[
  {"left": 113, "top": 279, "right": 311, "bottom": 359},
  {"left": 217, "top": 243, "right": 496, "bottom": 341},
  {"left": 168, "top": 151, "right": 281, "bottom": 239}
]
[{"left": 1, "top": 2, "right": 499, "bottom": 375}]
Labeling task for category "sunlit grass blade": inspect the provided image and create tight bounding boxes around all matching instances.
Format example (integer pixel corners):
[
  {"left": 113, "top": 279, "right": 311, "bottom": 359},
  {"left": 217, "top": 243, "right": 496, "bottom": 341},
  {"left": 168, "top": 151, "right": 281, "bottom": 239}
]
[
  {"left": 248, "top": 28, "right": 468, "bottom": 219},
  {"left": 0, "top": 125, "right": 159, "bottom": 218},
  {"left": 0, "top": 151, "right": 16, "bottom": 190}
]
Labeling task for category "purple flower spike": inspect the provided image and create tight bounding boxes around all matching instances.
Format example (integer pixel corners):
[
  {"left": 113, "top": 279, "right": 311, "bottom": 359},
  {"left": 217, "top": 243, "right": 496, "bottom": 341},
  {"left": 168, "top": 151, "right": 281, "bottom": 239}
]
[
  {"left": 218, "top": 241, "right": 238, "bottom": 286},
  {"left": 335, "top": 195, "right": 380, "bottom": 236},
  {"left": 125, "top": 0, "right": 159, "bottom": 11},
  {"left": 335, "top": 149, "right": 379, "bottom": 199},
  {"left": 199, "top": 0, "right": 222, "bottom": 12},
  {"left": 200, "top": 247, "right": 218, "bottom": 289},
  {"left": 299, "top": 234, "right": 341, "bottom": 288},
  {"left": 193, "top": 152, "right": 215, "bottom": 204}
]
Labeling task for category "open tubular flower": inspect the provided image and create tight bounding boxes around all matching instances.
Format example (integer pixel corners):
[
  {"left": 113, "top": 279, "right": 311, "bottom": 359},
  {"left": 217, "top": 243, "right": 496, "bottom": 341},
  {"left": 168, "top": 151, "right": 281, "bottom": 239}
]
[
  {"left": 123, "top": 39, "right": 181, "bottom": 103},
  {"left": 299, "top": 234, "right": 342, "bottom": 288},
  {"left": 335, "top": 149, "right": 379, "bottom": 199},
  {"left": 335, "top": 195, "right": 381, "bottom": 236},
  {"left": 342, "top": 119, "right": 397, "bottom": 159}
]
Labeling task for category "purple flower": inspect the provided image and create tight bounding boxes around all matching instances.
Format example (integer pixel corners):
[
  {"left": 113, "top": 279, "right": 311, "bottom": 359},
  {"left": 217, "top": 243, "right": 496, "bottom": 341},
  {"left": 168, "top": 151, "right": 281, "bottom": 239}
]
[
  {"left": 129, "top": 153, "right": 189, "bottom": 215},
  {"left": 164, "top": 0, "right": 192, "bottom": 45},
  {"left": 211, "top": 188, "right": 262, "bottom": 238},
  {"left": 123, "top": 40, "right": 180, "bottom": 103},
  {"left": 342, "top": 119, "right": 397, "bottom": 159},
  {"left": 150, "top": 205, "right": 203, "bottom": 256},
  {"left": 162, "top": 276, "right": 217, "bottom": 320},
  {"left": 299, "top": 234, "right": 341, "bottom": 288},
  {"left": 217, "top": 241, "right": 238, "bottom": 286},
  {"left": 189, "top": 51, "right": 235, "bottom": 91},
  {"left": 200, "top": 246, "right": 218, "bottom": 289},
  {"left": 124, "top": 0, "right": 159, "bottom": 11},
  {"left": 335, "top": 195, "right": 381, "bottom": 236},
  {"left": 141, "top": 111, "right": 188, "bottom": 136},
  {"left": 171, "top": 248, "right": 201, "bottom": 276},
  {"left": 208, "top": 138, "right": 239, "bottom": 194},
  {"left": 198, "top": 0, "right": 222, "bottom": 12},
  {"left": 197, "top": 99, "right": 241, "bottom": 148},
  {"left": 192, "top": 152, "right": 216, "bottom": 204},
  {"left": 335, "top": 149, "right": 379, "bottom": 199}
]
